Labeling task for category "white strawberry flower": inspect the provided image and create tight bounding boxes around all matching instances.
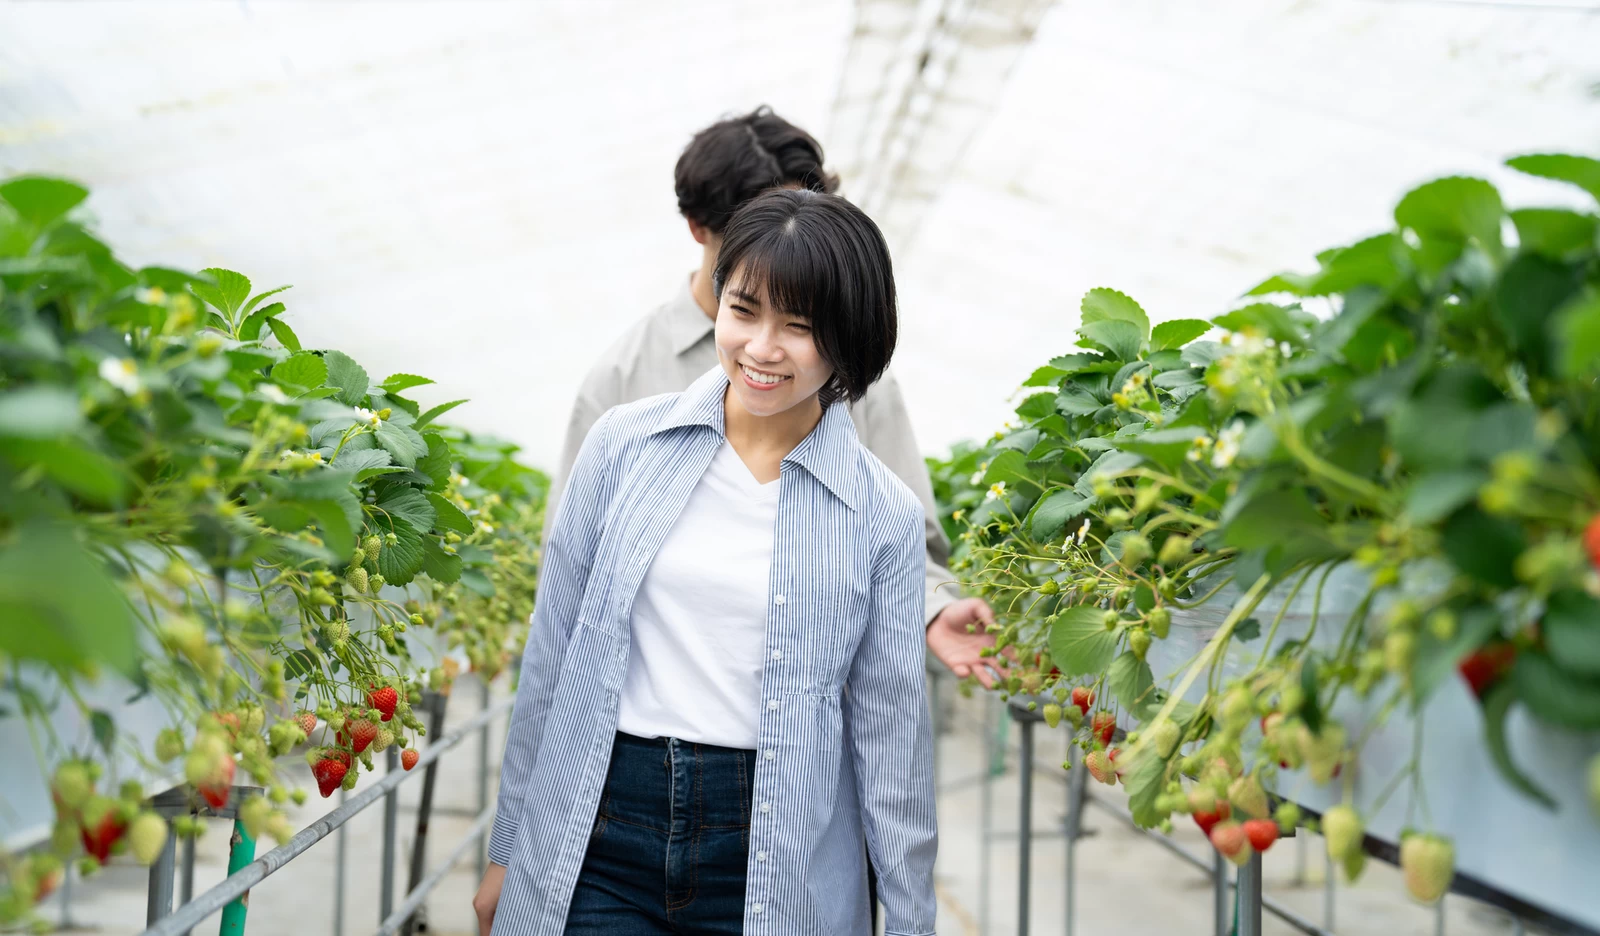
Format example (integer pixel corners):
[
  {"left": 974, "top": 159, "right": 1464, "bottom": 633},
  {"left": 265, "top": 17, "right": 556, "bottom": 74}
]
[
  {"left": 354, "top": 407, "right": 382, "bottom": 428},
  {"left": 1075, "top": 518, "right": 1091, "bottom": 545},
  {"left": 99, "top": 357, "right": 141, "bottom": 395},
  {"left": 258, "top": 384, "right": 289, "bottom": 404},
  {"left": 1211, "top": 421, "right": 1246, "bottom": 469},
  {"left": 987, "top": 481, "right": 1007, "bottom": 500}
]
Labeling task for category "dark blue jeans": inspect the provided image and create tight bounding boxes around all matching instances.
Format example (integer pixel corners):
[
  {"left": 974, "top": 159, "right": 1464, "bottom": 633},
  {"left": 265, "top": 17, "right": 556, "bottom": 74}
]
[{"left": 565, "top": 732, "right": 757, "bottom": 935}]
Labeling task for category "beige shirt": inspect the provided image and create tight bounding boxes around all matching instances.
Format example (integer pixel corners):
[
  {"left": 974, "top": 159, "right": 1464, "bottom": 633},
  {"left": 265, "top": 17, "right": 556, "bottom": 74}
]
[{"left": 548, "top": 275, "right": 959, "bottom": 626}]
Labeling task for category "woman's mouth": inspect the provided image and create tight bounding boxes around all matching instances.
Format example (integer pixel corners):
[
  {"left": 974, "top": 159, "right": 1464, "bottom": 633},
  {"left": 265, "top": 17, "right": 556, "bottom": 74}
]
[{"left": 740, "top": 364, "right": 790, "bottom": 389}]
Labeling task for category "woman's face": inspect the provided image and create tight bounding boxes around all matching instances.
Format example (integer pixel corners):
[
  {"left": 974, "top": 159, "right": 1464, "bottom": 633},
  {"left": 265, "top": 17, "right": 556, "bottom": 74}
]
[{"left": 715, "top": 266, "right": 834, "bottom": 418}]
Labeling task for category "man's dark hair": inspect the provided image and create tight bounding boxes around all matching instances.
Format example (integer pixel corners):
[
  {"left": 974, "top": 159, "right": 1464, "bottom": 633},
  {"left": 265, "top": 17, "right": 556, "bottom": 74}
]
[
  {"left": 713, "top": 188, "right": 895, "bottom": 407},
  {"left": 675, "top": 106, "right": 840, "bottom": 235}
]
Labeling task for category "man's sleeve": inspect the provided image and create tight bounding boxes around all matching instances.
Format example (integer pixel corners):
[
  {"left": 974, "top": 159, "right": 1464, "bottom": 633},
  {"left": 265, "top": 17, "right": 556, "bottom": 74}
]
[
  {"left": 542, "top": 370, "right": 615, "bottom": 553},
  {"left": 852, "top": 372, "right": 961, "bottom": 627}
]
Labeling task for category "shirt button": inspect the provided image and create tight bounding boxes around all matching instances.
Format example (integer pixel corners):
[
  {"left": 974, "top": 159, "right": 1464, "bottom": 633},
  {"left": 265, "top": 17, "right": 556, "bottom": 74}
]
[
  {"left": 773, "top": 594, "right": 785, "bottom": 606},
  {"left": 767, "top": 700, "right": 779, "bottom": 711},
  {"left": 760, "top": 801, "right": 771, "bottom": 813},
  {"left": 770, "top": 650, "right": 782, "bottom": 661},
  {"left": 752, "top": 903, "right": 764, "bottom": 914},
  {"left": 764, "top": 749, "right": 775, "bottom": 760},
  {"left": 756, "top": 850, "right": 768, "bottom": 861}
]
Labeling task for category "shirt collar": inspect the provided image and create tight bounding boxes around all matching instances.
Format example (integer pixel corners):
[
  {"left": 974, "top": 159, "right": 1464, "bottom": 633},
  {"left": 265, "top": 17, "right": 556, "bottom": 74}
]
[
  {"left": 652, "top": 367, "right": 862, "bottom": 511},
  {"left": 665, "top": 273, "right": 716, "bottom": 357}
]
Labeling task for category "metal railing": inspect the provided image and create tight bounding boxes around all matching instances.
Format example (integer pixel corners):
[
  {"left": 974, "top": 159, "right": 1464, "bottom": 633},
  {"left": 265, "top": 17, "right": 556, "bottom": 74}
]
[{"left": 136, "top": 684, "right": 513, "bottom": 936}]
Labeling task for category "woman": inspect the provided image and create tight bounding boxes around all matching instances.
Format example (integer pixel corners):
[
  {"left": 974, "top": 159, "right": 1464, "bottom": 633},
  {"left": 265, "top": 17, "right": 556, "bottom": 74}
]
[{"left": 472, "top": 188, "right": 937, "bottom": 936}]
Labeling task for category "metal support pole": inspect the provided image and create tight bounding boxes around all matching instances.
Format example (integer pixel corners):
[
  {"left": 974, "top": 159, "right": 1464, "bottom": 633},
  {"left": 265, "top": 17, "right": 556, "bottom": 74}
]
[
  {"left": 1063, "top": 744, "right": 1086, "bottom": 936},
  {"left": 978, "top": 693, "right": 993, "bottom": 936},
  {"left": 1435, "top": 900, "right": 1446, "bottom": 936},
  {"left": 400, "top": 692, "right": 447, "bottom": 936},
  {"left": 1293, "top": 829, "right": 1307, "bottom": 886},
  {"left": 217, "top": 819, "right": 257, "bottom": 935},
  {"left": 146, "top": 818, "right": 178, "bottom": 925},
  {"left": 1213, "top": 849, "right": 1230, "bottom": 936},
  {"left": 334, "top": 787, "right": 347, "bottom": 936},
  {"left": 1324, "top": 838, "right": 1336, "bottom": 934},
  {"left": 1238, "top": 852, "right": 1263, "bottom": 936},
  {"left": 477, "top": 675, "right": 491, "bottom": 882},
  {"left": 1017, "top": 716, "right": 1034, "bottom": 936},
  {"left": 180, "top": 835, "right": 196, "bottom": 936},
  {"left": 381, "top": 745, "right": 399, "bottom": 922}
]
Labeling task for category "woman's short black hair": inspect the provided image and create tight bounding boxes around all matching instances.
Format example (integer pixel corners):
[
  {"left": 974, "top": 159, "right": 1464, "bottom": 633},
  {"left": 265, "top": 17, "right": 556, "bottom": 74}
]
[
  {"left": 713, "top": 188, "right": 897, "bottom": 407},
  {"left": 675, "top": 106, "right": 840, "bottom": 234}
]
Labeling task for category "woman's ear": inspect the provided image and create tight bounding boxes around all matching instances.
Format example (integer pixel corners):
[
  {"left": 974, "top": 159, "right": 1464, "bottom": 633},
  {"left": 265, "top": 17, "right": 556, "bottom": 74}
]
[{"left": 687, "top": 218, "right": 711, "bottom": 246}]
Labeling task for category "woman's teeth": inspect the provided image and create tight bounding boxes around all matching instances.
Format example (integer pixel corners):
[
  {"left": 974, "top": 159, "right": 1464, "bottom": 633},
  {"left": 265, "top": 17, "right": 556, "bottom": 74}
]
[{"left": 742, "top": 365, "right": 787, "bottom": 385}]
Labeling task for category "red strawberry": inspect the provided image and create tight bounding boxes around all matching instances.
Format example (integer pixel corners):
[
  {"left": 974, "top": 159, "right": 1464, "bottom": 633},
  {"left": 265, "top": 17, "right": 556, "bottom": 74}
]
[
  {"left": 1458, "top": 644, "right": 1517, "bottom": 698},
  {"left": 1085, "top": 749, "right": 1117, "bottom": 785},
  {"left": 313, "top": 756, "right": 348, "bottom": 798},
  {"left": 1071, "top": 686, "right": 1094, "bottom": 715},
  {"left": 295, "top": 711, "right": 318, "bottom": 736},
  {"left": 78, "top": 799, "right": 127, "bottom": 863},
  {"left": 367, "top": 685, "right": 398, "bottom": 723},
  {"left": 198, "top": 756, "right": 235, "bottom": 809},
  {"left": 1584, "top": 514, "right": 1600, "bottom": 571},
  {"left": 1243, "top": 818, "right": 1279, "bottom": 853},
  {"left": 1210, "top": 821, "right": 1253, "bottom": 866},
  {"left": 1193, "top": 802, "right": 1231, "bottom": 838},
  {"left": 401, "top": 748, "right": 419, "bottom": 771},
  {"left": 346, "top": 718, "right": 378, "bottom": 754},
  {"left": 1091, "top": 711, "right": 1116, "bottom": 746}
]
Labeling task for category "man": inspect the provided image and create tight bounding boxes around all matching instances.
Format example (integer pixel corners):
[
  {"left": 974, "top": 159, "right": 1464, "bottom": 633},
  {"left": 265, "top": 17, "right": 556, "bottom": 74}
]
[{"left": 546, "top": 106, "right": 1002, "bottom": 684}]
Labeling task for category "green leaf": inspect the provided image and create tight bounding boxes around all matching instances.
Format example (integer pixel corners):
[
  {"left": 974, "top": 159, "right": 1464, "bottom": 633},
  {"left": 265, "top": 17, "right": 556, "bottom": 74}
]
[
  {"left": 1055, "top": 385, "right": 1103, "bottom": 417},
  {"left": 1076, "top": 450, "right": 1144, "bottom": 495},
  {"left": 1107, "top": 651, "right": 1159, "bottom": 717},
  {"left": 425, "top": 492, "right": 473, "bottom": 535},
  {"left": 1299, "top": 659, "right": 1324, "bottom": 736},
  {"left": 1022, "top": 365, "right": 1069, "bottom": 387},
  {"left": 238, "top": 301, "right": 286, "bottom": 342},
  {"left": 416, "top": 434, "right": 452, "bottom": 490},
  {"left": 375, "top": 486, "right": 436, "bottom": 534},
  {"left": 376, "top": 421, "right": 428, "bottom": 468},
  {"left": 1113, "top": 426, "right": 1207, "bottom": 470},
  {"left": 283, "top": 648, "right": 320, "bottom": 681},
  {"left": 1513, "top": 650, "right": 1600, "bottom": 729},
  {"left": 0, "top": 387, "right": 84, "bottom": 438},
  {"left": 330, "top": 447, "right": 392, "bottom": 475},
  {"left": 1403, "top": 469, "right": 1486, "bottom": 524},
  {"left": 1150, "top": 318, "right": 1210, "bottom": 351},
  {"left": 1212, "top": 303, "right": 1312, "bottom": 346},
  {"left": 1222, "top": 489, "right": 1323, "bottom": 550},
  {"left": 1394, "top": 176, "right": 1504, "bottom": 258},
  {"left": 270, "top": 352, "right": 328, "bottom": 391},
  {"left": 1078, "top": 319, "right": 1143, "bottom": 363},
  {"left": 1544, "top": 590, "right": 1600, "bottom": 677},
  {"left": 0, "top": 523, "right": 138, "bottom": 677},
  {"left": 267, "top": 317, "right": 301, "bottom": 351},
  {"left": 415, "top": 399, "right": 467, "bottom": 429},
  {"left": 1440, "top": 507, "right": 1524, "bottom": 589},
  {"left": 420, "top": 537, "right": 463, "bottom": 584},
  {"left": 1556, "top": 289, "right": 1600, "bottom": 377},
  {"left": 1030, "top": 488, "right": 1095, "bottom": 540},
  {"left": 89, "top": 710, "right": 116, "bottom": 755},
  {"left": 1122, "top": 746, "right": 1169, "bottom": 828},
  {"left": 375, "top": 518, "right": 426, "bottom": 587},
  {"left": 1080, "top": 287, "right": 1150, "bottom": 338},
  {"left": 1506, "top": 153, "right": 1600, "bottom": 204},
  {"left": 1015, "top": 393, "right": 1057, "bottom": 421},
  {"left": 1493, "top": 253, "right": 1584, "bottom": 374},
  {"left": 1048, "top": 606, "right": 1121, "bottom": 677},
  {"left": 195, "top": 268, "right": 252, "bottom": 317},
  {"left": 980, "top": 449, "right": 1034, "bottom": 489},
  {"left": 240, "top": 284, "right": 291, "bottom": 317},
  {"left": 1234, "top": 618, "right": 1261, "bottom": 642},
  {"left": 460, "top": 568, "right": 495, "bottom": 598},
  {"left": 381, "top": 373, "right": 434, "bottom": 393},
  {"left": 323, "top": 350, "right": 370, "bottom": 406},
  {"left": 1480, "top": 682, "right": 1557, "bottom": 810},
  {"left": 1509, "top": 208, "right": 1598, "bottom": 259},
  {"left": 0, "top": 439, "right": 125, "bottom": 503},
  {"left": 0, "top": 176, "right": 89, "bottom": 228}
]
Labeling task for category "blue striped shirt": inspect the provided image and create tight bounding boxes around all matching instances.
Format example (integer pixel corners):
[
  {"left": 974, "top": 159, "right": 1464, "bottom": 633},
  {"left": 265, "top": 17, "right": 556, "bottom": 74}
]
[{"left": 488, "top": 366, "right": 938, "bottom": 936}]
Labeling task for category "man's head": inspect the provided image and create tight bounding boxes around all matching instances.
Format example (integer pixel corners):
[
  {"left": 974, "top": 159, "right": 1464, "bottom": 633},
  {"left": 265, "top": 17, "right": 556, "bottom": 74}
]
[{"left": 675, "top": 106, "right": 840, "bottom": 245}]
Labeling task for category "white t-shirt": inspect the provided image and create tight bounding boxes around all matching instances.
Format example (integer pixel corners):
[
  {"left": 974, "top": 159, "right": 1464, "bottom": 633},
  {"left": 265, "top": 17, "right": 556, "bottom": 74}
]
[{"left": 616, "top": 441, "right": 776, "bottom": 749}]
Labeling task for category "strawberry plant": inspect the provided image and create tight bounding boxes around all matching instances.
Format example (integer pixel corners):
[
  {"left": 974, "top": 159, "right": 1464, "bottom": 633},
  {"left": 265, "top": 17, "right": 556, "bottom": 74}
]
[
  {"left": 932, "top": 153, "right": 1600, "bottom": 900},
  {"left": 0, "top": 176, "right": 547, "bottom": 924}
]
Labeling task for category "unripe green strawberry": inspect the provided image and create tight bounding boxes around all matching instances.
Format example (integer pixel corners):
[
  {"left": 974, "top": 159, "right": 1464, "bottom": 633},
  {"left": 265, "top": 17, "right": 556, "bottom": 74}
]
[
  {"left": 1158, "top": 535, "right": 1193, "bottom": 567},
  {"left": 1119, "top": 533, "right": 1152, "bottom": 568},
  {"left": 128, "top": 812, "right": 168, "bottom": 865},
  {"left": 410, "top": 613, "right": 425, "bottom": 626},
  {"left": 1085, "top": 749, "right": 1117, "bottom": 785},
  {"left": 1384, "top": 631, "right": 1415, "bottom": 678},
  {"left": 1147, "top": 607, "right": 1171, "bottom": 639},
  {"left": 1322, "top": 805, "right": 1362, "bottom": 861},
  {"left": 364, "top": 535, "right": 383, "bottom": 562},
  {"left": 323, "top": 618, "right": 350, "bottom": 644},
  {"left": 1006, "top": 675, "right": 1022, "bottom": 694},
  {"left": 1102, "top": 610, "right": 1120, "bottom": 630},
  {"left": 292, "top": 788, "right": 307, "bottom": 806},
  {"left": 371, "top": 727, "right": 395, "bottom": 752},
  {"left": 341, "top": 763, "right": 359, "bottom": 790},
  {"left": 310, "top": 587, "right": 335, "bottom": 606},
  {"left": 1228, "top": 775, "right": 1269, "bottom": 819},
  {"left": 346, "top": 566, "right": 369, "bottom": 594},
  {"left": 1188, "top": 786, "right": 1218, "bottom": 814},
  {"left": 370, "top": 574, "right": 386, "bottom": 591},
  {"left": 266, "top": 813, "right": 295, "bottom": 846},
  {"left": 1220, "top": 685, "right": 1253, "bottom": 730},
  {"left": 1400, "top": 833, "right": 1454, "bottom": 904},
  {"left": 51, "top": 761, "right": 93, "bottom": 811},
  {"left": 1274, "top": 801, "right": 1301, "bottom": 833},
  {"left": 239, "top": 795, "right": 272, "bottom": 840},
  {"left": 1299, "top": 723, "right": 1346, "bottom": 784},
  {"left": 1063, "top": 704, "right": 1084, "bottom": 729},
  {"left": 1038, "top": 579, "right": 1059, "bottom": 595},
  {"left": 1128, "top": 627, "right": 1151, "bottom": 660},
  {"left": 160, "top": 618, "right": 208, "bottom": 659},
  {"left": 1147, "top": 718, "right": 1181, "bottom": 758},
  {"left": 1020, "top": 672, "right": 1043, "bottom": 694},
  {"left": 1042, "top": 704, "right": 1063, "bottom": 728}
]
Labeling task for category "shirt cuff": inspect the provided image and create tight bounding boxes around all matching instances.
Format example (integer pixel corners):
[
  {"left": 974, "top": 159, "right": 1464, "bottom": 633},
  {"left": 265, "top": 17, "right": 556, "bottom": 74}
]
[{"left": 486, "top": 800, "right": 521, "bottom": 867}]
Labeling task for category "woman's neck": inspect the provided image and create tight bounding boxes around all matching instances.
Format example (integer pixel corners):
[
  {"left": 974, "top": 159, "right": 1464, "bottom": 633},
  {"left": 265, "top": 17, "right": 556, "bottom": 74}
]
[{"left": 721, "top": 385, "right": 824, "bottom": 483}]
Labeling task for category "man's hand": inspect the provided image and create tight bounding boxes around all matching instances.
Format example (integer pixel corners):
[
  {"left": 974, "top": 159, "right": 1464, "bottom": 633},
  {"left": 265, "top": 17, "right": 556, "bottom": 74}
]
[
  {"left": 925, "top": 597, "right": 1009, "bottom": 688},
  {"left": 474, "top": 863, "right": 506, "bottom": 936}
]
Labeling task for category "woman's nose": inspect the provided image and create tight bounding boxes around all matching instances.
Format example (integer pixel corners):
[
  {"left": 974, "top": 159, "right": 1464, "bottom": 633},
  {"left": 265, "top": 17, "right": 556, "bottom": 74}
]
[{"left": 746, "top": 326, "right": 785, "bottom": 363}]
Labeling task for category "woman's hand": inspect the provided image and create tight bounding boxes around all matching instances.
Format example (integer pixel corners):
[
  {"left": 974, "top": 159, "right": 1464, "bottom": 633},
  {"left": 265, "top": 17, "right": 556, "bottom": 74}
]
[{"left": 473, "top": 863, "right": 507, "bottom": 936}]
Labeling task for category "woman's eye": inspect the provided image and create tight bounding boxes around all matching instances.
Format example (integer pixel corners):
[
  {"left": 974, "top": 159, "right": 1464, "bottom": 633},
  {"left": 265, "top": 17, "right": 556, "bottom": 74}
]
[{"left": 788, "top": 323, "right": 811, "bottom": 333}]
